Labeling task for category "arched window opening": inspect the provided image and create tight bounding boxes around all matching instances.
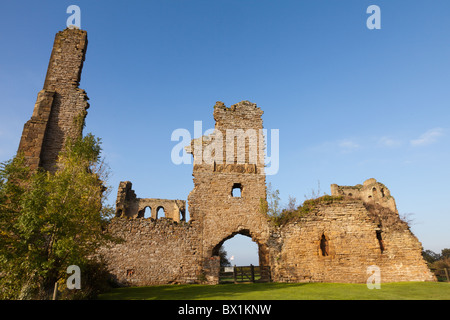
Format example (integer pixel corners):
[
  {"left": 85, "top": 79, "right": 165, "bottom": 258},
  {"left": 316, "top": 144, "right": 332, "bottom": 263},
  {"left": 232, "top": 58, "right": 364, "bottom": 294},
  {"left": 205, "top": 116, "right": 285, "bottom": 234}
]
[
  {"left": 232, "top": 183, "right": 242, "bottom": 197},
  {"left": 320, "top": 234, "right": 329, "bottom": 257},
  {"left": 157, "top": 206, "right": 165, "bottom": 219},
  {"left": 144, "top": 207, "right": 152, "bottom": 219},
  {"left": 180, "top": 209, "right": 186, "bottom": 222}
]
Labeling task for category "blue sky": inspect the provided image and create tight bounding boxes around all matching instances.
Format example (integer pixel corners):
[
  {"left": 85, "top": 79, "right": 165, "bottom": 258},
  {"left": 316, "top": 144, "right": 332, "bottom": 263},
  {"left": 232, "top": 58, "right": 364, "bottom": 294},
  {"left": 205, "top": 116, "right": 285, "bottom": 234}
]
[{"left": 1, "top": 1, "right": 449, "bottom": 265}]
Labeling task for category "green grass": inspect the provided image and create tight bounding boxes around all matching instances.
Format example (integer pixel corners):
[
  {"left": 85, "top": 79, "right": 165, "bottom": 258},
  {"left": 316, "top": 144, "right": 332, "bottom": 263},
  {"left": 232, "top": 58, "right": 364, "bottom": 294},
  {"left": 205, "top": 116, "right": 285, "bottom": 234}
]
[{"left": 97, "top": 282, "right": 450, "bottom": 300}]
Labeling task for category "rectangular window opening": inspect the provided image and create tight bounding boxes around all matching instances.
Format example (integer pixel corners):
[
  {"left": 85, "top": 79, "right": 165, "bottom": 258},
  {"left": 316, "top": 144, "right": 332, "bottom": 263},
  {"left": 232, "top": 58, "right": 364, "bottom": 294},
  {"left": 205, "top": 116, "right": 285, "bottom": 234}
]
[{"left": 232, "top": 183, "right": 242, "bottom": 197}]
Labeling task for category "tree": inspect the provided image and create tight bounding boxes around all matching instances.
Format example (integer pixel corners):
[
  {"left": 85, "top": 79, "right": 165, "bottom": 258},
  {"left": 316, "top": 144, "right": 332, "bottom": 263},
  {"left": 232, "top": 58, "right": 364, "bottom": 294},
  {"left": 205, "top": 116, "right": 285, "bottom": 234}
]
[
  {"left": 266, "top": 182, "right": 281, "bottom": 217},
  {"left": 0, "top": 134, "right": 114, "bottom": 299},
  {"left": 422, "top": 250, "right": 441, "bottom": 264},
  {"left": 441, "top": 248, "right": 450, "bottom": 260},
  {"left": 218, "top": 246, "right": 231, "bottom": 267}
]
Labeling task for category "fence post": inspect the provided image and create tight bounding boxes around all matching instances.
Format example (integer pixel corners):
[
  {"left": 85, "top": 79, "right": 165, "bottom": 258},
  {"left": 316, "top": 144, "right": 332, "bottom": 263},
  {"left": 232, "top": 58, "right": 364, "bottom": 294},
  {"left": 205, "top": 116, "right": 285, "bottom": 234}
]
[
  {"left": 233, "top": 265, "right": 237, "bottom": 284},
  {"left": 444, "top": 268, "right": 449, "bottom": 283},
  {"left": 52, "top": 282, "right": 58, "bottom": 300},
  {"left": 250, "top": 264, "right": 255, "bottom": 283}
]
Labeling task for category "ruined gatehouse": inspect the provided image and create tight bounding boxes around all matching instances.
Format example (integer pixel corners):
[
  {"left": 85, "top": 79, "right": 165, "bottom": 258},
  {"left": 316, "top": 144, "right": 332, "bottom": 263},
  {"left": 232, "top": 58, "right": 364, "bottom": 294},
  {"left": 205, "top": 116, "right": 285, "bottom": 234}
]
[{"left": 17, "top": 27, "right": 436, "bottom": 286}]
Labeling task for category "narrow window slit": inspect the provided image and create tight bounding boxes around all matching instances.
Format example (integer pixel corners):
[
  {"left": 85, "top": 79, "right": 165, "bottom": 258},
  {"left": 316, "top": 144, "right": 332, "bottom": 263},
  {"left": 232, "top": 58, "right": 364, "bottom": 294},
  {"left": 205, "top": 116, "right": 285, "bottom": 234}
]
[
  {"left": 320, "top": 234, "right": 329, "bottom": 256},
  {"left": 376, "top": 229, "right": 385, "bottom": 253}
]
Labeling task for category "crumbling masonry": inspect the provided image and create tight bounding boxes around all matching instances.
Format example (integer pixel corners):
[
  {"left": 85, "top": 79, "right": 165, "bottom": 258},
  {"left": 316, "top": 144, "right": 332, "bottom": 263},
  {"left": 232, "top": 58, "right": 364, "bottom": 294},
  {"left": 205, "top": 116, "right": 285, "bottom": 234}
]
[
  {"left": 17, "top": 28, "right": 436, "bottom": 286},
  {"left": 18, "top": 27, "right": 89, "bottom": 173}
]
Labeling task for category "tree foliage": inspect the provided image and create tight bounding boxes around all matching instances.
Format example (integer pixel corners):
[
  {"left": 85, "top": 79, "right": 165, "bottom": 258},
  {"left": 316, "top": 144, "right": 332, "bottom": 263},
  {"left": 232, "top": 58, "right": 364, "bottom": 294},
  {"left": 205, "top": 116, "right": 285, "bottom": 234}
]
[
  {"left": 218, "top": 246, "right": 231, "bottom": 267},
  {"left": 0, "top": 134, "right": 114, "bottom": 299},
  {"left": 423, "top": 248, "right": 450, "bottom": 270}
]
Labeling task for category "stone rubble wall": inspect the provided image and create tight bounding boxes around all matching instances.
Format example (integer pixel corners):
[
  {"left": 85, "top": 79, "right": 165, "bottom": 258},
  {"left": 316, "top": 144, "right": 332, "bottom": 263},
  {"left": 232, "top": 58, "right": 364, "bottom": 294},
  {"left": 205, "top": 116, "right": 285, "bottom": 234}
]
[
  {"left": 101, "top": 196, "right": 435, "bottom": 286},
  {"left": 269, "top": 200, "right": 436, "bottom": 283},
  {"left": 99, "top": 217, "right": 204, "bottom": 286}
]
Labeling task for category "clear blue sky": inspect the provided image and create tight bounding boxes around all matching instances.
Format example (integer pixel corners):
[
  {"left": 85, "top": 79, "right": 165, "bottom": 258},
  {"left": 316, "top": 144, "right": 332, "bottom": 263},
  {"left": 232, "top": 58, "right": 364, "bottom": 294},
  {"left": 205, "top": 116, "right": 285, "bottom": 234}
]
[{"left": 1, "top": 1, "right": 449, "bottom": 265}]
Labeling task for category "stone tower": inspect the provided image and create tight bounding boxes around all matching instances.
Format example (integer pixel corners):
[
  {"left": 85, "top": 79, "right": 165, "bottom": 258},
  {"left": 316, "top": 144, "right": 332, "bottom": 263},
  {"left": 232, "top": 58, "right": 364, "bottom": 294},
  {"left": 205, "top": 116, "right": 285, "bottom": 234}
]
[
  {"left": 17, "top": 27, "right": 89, "bottom": 172},
  {"left": 186, "top": 100, "right": 271, "bottom": 267}
]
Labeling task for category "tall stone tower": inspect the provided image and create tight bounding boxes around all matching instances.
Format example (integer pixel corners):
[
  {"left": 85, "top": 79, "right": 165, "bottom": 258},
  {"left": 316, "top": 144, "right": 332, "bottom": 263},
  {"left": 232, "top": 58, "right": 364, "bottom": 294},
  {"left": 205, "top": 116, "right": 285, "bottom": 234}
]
[
  {"left": 17, "top": 27, "right": 89, "bottom": 172},
  {"left": 186, "top": 101, "right": 271, "bottom": 267}
]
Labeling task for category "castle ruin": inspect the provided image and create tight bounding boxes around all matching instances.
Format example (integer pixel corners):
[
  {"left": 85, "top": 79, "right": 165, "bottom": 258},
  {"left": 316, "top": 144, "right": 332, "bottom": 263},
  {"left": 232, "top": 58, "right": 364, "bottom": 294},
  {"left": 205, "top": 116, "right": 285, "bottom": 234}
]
[
  {"left": 17, "top": 28, "right": 436, "bottom": 286},
  {"left": 18, "top": 28, "right": 89, "bottom": 173}
]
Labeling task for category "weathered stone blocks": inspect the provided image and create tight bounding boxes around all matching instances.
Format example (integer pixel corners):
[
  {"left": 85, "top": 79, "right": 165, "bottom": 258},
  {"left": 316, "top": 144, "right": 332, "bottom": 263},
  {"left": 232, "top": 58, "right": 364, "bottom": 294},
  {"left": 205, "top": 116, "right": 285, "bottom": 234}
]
[{"left": 18, "top": 28, "right": 89, "bottom": 172}]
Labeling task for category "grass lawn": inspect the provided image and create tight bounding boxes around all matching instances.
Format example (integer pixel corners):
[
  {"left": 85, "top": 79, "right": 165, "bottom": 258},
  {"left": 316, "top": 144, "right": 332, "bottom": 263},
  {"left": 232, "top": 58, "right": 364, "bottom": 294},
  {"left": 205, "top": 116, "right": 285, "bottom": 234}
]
[{"left": 97, "top": 282, "right": 450, "bottom": 300}]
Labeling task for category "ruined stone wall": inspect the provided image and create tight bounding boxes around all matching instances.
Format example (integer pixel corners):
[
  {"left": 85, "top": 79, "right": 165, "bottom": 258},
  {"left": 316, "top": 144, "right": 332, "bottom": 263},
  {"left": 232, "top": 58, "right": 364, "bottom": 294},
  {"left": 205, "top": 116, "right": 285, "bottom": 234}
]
[
  {"left": 115, "top": 181, "right": 186, "bottom": 222},
  {"left": 103, "top": 188, "right": 434, "bottom": 286},
  {"left": 331, "top": 178, "right": 397, "bottom": 213},
  {"left": 18, "top": 27, "right": 89, "bottom": 172},
  {"left": 102, "top": 101, "right": 435, "bottom": 286},
  {"left": 17, "top": 90, "right": 56, "bottom": 169},
  {"left": 269, "top": 199, "right": 435, "bottom": 283},
  {"left": 100, "top": 218, "right": 203, "bottom": 286}
]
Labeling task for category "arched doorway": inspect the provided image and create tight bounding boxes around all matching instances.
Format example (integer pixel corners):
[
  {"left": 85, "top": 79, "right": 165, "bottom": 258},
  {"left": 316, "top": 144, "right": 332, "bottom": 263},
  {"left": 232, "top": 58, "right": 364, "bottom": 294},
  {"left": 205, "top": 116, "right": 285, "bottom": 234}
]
[
  {"left": 210, "top": 230, "right": 271, "bottom": 283},
  {"left": 214, "top": 232, "right": 259, "bottom": 266}
]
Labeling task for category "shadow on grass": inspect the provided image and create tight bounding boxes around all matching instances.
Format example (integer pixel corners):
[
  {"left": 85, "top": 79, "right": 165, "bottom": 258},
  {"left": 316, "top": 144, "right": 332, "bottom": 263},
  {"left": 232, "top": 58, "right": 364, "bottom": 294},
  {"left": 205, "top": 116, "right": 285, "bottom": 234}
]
[
  {"left": 97, "top": 282, "right": 450, "bottom": 300},
  {"left": 97, "top": 282, "right": 309, "bottom": 300}
]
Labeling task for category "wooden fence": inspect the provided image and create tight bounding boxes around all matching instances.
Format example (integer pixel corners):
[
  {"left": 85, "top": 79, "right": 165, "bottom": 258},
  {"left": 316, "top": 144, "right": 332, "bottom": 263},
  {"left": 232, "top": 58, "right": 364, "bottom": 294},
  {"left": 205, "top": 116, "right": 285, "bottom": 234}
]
[
  {"left": 430, "top": 268, "right": 450, "bottom": 282},
  {"left": 219, "top": 265, "right": 271, "bottom": 283}
]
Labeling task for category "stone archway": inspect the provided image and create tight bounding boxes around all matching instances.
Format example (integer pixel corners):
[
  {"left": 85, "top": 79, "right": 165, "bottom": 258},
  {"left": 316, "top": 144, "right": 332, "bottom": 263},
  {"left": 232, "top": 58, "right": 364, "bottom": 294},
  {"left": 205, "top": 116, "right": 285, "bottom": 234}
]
[
  {"left": 204, "top": 228, "right": 271, "bottom": 284},
  {"left": 211, "top": 229, "right": 269, "bottom": 267}
]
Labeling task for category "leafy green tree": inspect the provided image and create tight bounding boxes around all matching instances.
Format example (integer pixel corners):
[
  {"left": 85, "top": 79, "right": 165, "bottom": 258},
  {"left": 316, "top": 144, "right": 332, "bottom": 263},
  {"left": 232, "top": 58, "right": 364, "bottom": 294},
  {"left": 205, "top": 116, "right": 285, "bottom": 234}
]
[{"left": 0, "top": 134, "right": 114, "bottom": 299}]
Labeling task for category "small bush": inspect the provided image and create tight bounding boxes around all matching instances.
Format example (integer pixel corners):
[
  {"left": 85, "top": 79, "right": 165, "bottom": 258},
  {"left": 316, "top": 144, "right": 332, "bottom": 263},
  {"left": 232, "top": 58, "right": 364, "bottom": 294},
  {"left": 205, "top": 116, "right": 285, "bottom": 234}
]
[{"left": 55, "top": 258, "right": 115, "bottom": 300}]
